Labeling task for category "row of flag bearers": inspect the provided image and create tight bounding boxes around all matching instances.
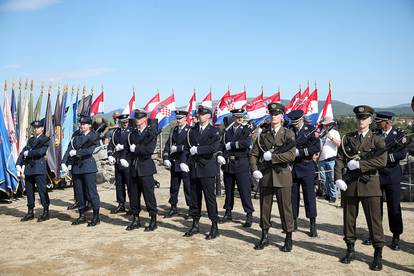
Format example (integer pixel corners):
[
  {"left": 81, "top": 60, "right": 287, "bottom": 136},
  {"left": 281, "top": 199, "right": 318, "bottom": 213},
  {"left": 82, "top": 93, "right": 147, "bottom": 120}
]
[{"left": 14, "top": 101, "right": 409, "bottom": 272}]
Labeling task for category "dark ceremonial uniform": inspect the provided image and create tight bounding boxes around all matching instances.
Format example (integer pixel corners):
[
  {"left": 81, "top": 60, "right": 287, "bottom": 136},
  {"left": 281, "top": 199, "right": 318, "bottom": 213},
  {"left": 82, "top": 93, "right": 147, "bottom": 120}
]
[
  {"left": 287, "top": 110, "right": 320, "bottom": 237},
  {"left": 335, "top": 105, "right": 387, "bottom": 271},
  {"left": 107, "top": 114, "right": 131, "bottom": 213},
  {"left": 163, "top": 116, "right": 192, "bottom": 217},
  {"left": 250, "top": 103, "right": 296, "bottom": 251},
  {"left": 127, "top": 110, "right": 158, "bottom": 231},
  {"left": 17, "top": 119, "right": 50, "bottom": 222},
  {"left": 220, "top": 108, "right": 254, "bottom": 226}
]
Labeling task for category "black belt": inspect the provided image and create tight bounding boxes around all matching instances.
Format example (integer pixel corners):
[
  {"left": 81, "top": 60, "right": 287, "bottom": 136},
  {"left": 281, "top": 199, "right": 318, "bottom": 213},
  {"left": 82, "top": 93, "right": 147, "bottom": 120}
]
[{"left": 321, "top": 157, "right": 335, "bottom": 162}]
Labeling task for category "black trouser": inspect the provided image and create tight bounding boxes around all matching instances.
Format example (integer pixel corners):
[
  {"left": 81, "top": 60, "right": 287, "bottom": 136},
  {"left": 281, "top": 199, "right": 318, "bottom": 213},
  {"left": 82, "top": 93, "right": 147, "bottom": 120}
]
[
  {"left": 115, "top": 167, "right": 130, "bottom": 204},
  {"left": 169, "top": 170, "right": 192, "bottom": 207},
  {"left": 189, "top": 177, "right": 219, "bottom": 222},
  {"left": 381, "top": 184, "right": 403, "bottom": 236},
  {"left": 25, "top": 174, "right": 49, "bottom": 209},
  {"left": 73, "top": 173, "right": 100, "bottom": 210},
  {"left": 129, "top": 175, "right": 158, "bottom": 216},
  {"left": 223, "top": 171, "right": 254, "bottom": 214},
  {"left": 292, "top": 174, "right": 317, "bottom": 219},
  {"left": 344, "top": 196, "right": 384, "bottom": 248}
]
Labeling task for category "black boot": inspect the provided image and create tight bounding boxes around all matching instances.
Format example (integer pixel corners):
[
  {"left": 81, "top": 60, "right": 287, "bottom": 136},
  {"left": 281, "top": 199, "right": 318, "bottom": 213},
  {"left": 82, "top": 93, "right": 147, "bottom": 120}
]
[
  {"left": 72, "top": 209, "right": 87, "bottom": 225},
  {"left": 309, "top": 218, "right": 318, "bottom": 237},
  {"left": 340, "top": 243, "right": 355, "bottom": 264},
  {"left": 84, "top": 202, "right": 92, "bottom": 212},
  {"left": 164, "top": 204, "right": 178, "bottom": 218},
  {"left": 205, "top": 221, "right": 219, "bottom": 240},
  {"left": 21, "top": 208, "right": 34, "bottom": 222},
  {"left": 370, "top": 247, "right": 383, "bottom": 271},
  {"left": 87, "top": 209, "right": 100, "bottom": 227},
  {"left": 391, "top": 234, "right": 400, "bottom": 251},
  {"left": 37, "top": 207, "right": 49, "bottom": 222},
  {"left": 126, "top": 215, "right": 141, "bottom": 231},
  {"left": 110, "top": 203, "right": 126, "bottom": 214},
  {"left": 144, "top": 215, "right": 157, "bottom": 231},
  {"left": 67, "top": 201, "right": 79, "bottom": 210},
  {"left": 254, "top": 229, "right": 270, "bottom": 250},
  {"left": 243, "top": 213, "right": 253, "bottom": 228},
  {"left": 293, "top": 219, "right": 298, "bottom": 232},
  {"left": 281, "top": 232, "right": 293, "bottom": 252},
  {"left": 184, "top": 218, "right": 200, "bottom": 237},
  {"left": 362, "top": 237, "right": 372, "bottom": 245},
  {"left": 220, "top": 210, "right": 232, "bottom": 223}
]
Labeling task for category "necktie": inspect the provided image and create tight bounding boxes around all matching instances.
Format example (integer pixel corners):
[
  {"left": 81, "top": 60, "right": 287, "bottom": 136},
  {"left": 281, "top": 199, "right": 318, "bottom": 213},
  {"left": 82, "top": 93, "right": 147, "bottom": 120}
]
[
  {"left": 200, "top": 127, "right": 204, "bottom": 135},
  {"left": 359, "top": 133, "right": 363, "bottom": 143}
]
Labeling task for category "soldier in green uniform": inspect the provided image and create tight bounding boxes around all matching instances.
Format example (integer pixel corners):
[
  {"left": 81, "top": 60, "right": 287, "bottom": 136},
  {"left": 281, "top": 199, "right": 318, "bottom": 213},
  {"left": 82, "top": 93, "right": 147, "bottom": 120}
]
[
  {"left": 250, "top": 103, "right": 296, "bottom": 252},
  {"left": 334, "top": 105, "right": 387, "bottom": 271}
]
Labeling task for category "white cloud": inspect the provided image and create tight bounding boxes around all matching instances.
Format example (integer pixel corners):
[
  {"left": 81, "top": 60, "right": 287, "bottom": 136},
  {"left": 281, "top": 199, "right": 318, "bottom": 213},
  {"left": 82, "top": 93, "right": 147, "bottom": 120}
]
[
  {"left": 3, "top": 64, "right": 20, "bottom": 69},
  {"left": 0, "top": 0, "right": 61, "bottom": 12}
]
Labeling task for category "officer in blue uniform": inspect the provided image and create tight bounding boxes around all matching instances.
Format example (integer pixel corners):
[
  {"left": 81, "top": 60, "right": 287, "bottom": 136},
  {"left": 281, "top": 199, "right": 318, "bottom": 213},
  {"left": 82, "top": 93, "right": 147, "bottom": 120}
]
[
  {"left": 361, "top": 111, "right": 407, "bottom": 250},
  {"left": 219, "top": 108, "right": 254, "bottom": 227},
  {"left": 180, "top": 105, "right": 221, "bottom": 240},
  {"left": 62, "top": 115, "right": 101, "bottom": 227},
  {"left": 126, "top": 109, "right": 158, "bottom": 231},
  {"left": 287, "top": 110, "right": 320, "bottom": 237},
  {"left": 107, "top": 114, "right": 132, "bottom": 214},
  {"left": 17, "top": 119, "right": 50, "bottom": 222},
  {"left": 163, "top": 110, "right": 192, "bottom": 218}
]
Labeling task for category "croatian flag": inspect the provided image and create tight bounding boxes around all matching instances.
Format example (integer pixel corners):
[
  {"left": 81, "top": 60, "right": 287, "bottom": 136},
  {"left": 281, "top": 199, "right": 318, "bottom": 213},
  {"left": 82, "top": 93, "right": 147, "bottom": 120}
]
[
  {"left": 90, "top": 90, "right": 104, "bottom": 116},
  {"left": 317, "top": 84, "right": 333, "bottom": 123},
  {"left": 150, "top": 94, "right": 176, "bottom": 130},
  {"left": 294, "top": 85, "right": 309, "bottom": 111},
  {"left": 213, "top": 90, "right": 230, "bottom": 123},
  {"left": 122, "top": 90, "right": 135, "bottom": 116},
  {"left": 201, "top": 91, "right": 212, "bottom": 108},
  {"left": 245, "top": 88, "right": 264, "bottom": 110},
  {"left": 247, "top": 91, "right": 281, "bottom": 126},
  {"left": 286, "top": 90, "right": 301, "bottom": 113},
  {"left": 145, "top": 91, "right": 160, "bottom": 113},
  {"left": 186, "top": 90, "right": 197, "bottom": 125},
  {"left": 303, "top": 88, "right": 319, "bottom": 125},
  {"left": 214, "top": 90, "right": 246, "bottom": 125}
]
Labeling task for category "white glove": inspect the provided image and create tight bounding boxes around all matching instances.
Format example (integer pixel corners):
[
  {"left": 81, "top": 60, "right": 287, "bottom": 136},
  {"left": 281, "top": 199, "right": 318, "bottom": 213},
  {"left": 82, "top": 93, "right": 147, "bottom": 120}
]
[
  {"left": 335, "top": 179, "right": 348, "bottom": 191},
  {"left": 190, "top": 146, "right": 198, "bottom": 155},
  {"left": 170, "top": 145, "right": 177, "bottom": 154},
  {"left": 130, "top": 144, "right": 136, "bottom": 153},
  {"left": 163, "top": 160, "right": 172, "bottom": 168},
  {"left": 180, "top": 163, "right": 190, "bottom": 172},
  {"left": 253, "top": 170, "right": 263, "bottom": 180},
  {"left": 217, "top": 155, "right": 226, "bottom": 165},
  {"left": 225, "top": 142, "right": 231, "bottom": 151},
  {"left": 16, "top": 165, "right": 22, "bottom": 176},
  {"left": 263, "top": 151, "right": 272, "bottom": 161},
  {"left": 23, "top": 150, "right": 29, "bottom": 157},
  {"left": 120, "top": 159, "right": 129, "bottom": 168},
  {"left": 69, "top": 149, "right": 77, "bottom": 157},
  {"left": 295, "top": 149, "right": 300, "bottom": 157},
  {"left": 347, "top": 160, "right": 360, "bottom": 171},
  {"left": 61, "top": 163, "right": 69, "bottom": 173},
  {"left": 67, "top": 165, "right": 72, "bottom": 171},
  {"left": 108, "top": 156, "right": 116, "bottom": 165},
  {"left": 115, "top": 144, "right": 124, "bottom": 152}
]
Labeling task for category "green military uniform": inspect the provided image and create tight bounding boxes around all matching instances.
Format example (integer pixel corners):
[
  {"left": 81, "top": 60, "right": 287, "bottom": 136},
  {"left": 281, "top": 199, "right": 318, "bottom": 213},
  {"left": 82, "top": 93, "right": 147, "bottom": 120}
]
[
  {"left": 250, "top": 103, "right": 296, "bottom": 251},
  {"left": 335, "top": 105, "right": 387, "bottom": 271}
]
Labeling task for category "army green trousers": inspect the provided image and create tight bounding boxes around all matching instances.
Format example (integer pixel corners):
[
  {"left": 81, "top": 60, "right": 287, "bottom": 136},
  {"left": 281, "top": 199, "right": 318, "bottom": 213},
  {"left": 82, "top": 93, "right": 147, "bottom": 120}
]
[
  {"left": 260, "top": 186, "right": 294, "bottom": 232},
  {"left": 343, "top": 196, "right": 384, "bottom": 248}
]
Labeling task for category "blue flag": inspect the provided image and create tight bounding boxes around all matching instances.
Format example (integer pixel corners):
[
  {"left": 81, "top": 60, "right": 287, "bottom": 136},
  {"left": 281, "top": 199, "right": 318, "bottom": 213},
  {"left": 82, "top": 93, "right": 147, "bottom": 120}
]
[
  {"left": 61, "top": 91, "right": 75, "bottom": 161},
  {"left": 0, "top": 106, "right": 19, "bottom": 194}
]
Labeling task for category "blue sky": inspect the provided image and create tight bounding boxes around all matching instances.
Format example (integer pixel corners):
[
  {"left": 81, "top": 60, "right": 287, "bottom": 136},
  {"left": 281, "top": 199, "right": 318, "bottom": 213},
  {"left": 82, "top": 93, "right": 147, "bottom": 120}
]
[{"left": 0, "top": 0, "right": 413, "bottom": 113}]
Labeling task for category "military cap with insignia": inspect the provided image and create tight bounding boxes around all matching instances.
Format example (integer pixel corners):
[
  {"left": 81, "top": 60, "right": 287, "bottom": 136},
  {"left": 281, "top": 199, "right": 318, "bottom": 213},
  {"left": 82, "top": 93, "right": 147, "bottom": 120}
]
[
  {"left": 197, "top": 105, "right": 212, "bottom": 115},
  {"left": 375, "top": 111, "right": 394, "bottom": 122},
  {"left": 79, "top": 115, "right": 93, "bottom": 124},
  {"left": 230, "top": 108, "right": 245, "bottom": 117},
  {"left": 133, "top": 109, "right": 147, "bottom": 119},
  {"left": 267, "top": 102, "right": 285, "bottom": 115},
  {"left": 286, "top": 109, "right": 304, "bottom": 124},
  {"left": 353, "top": 105, "right": 374, "bottom": 119},
  {"left": 118, "top": 114, "right": 129, "bottom": 122},
  {"left": 176, "top": 110, "right": 188, "bottom": 119},
  {"left": 31, "top": 119, "right": 45, "bottom": 128}
]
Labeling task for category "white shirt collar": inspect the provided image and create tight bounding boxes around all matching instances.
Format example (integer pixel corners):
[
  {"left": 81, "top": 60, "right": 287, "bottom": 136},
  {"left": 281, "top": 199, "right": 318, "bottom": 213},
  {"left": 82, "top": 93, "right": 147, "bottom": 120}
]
[
  {"left": 272, "top": 125, "right": 281, "bottom": 135},
  {"left": 384, "top": 127, "right": 392, "bottom": 136},
  {"left": 358, "top": 129, "right": 369, "bottom": 137}
]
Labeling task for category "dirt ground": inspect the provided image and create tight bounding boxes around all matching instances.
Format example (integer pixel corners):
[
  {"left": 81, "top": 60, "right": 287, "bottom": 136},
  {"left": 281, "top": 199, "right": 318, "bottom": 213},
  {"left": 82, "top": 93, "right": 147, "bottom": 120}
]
[{"left": 0, "top": 168, "right": 413, "bottom": 276}]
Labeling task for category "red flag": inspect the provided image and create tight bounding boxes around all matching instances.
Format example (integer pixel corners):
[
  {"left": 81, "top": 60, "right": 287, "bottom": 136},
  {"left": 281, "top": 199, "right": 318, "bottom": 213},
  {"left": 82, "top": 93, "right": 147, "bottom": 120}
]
[
  {"left": 317, "top": 83, "right": 333, "bottom": 123},
  {"left": 286, "top": 90, "right": 301, "bottom": 113},
  {"left": 186, "top": 91, "right": 197, "bottom": 125},
  {"left": 245, "top": 87, "right": 264, "bottom": 110},
  {"left": 144, "top": 91, "right": 160, "bottom": 112},
  {"left": 90, "top": 91, "right": 104, "bottom": 116},
  {"left": 122, "top": 90, "right": 135, "bottom": 116},
  {"left": 294, "top": 85, "right": 309, "bottom": 111},
  {"left": 201, "top": 90, "right": 212, "bottom": 108}
]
